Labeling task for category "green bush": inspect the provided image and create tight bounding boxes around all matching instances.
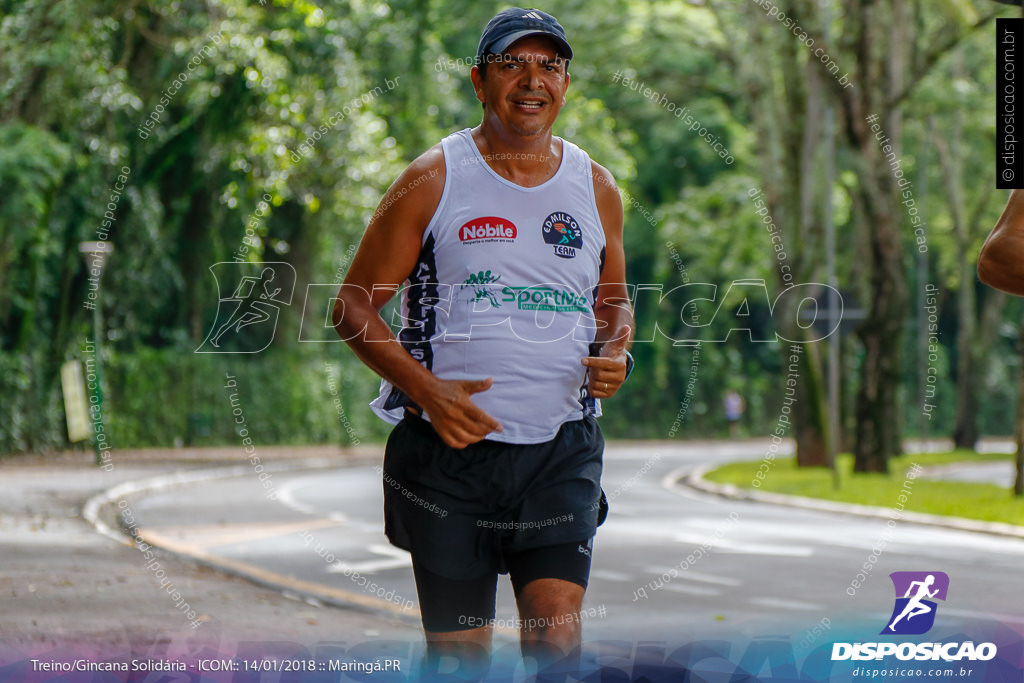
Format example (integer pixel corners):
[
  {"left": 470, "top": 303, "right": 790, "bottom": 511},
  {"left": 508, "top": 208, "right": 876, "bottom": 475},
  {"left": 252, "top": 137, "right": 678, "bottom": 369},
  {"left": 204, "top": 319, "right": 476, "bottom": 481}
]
[
  {"left": 0, "top": 347, "right": 393, "bottom": 456},
  {"left": 102, "top": 347, "right": 392, "bottom": 449}
]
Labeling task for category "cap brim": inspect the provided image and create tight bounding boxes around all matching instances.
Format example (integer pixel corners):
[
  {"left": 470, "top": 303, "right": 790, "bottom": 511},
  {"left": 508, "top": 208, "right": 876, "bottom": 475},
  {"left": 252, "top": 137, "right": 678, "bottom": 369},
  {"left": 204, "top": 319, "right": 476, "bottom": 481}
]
[{"left": 487, "top": 29, "right": 573, "bottom": 60}]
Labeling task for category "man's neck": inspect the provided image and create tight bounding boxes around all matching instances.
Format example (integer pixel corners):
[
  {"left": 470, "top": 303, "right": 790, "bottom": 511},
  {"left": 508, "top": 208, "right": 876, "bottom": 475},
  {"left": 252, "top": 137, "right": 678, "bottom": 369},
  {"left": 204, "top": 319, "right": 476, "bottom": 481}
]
[{"left": 471, "top": 122, "right": 562, "bottom": 188}]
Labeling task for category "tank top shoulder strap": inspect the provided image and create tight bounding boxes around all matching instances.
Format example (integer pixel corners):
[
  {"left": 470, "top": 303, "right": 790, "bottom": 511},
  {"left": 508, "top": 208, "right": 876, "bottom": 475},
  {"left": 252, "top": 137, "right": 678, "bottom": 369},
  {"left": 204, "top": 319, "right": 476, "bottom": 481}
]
[
  {"left": 439, "top": 128, "right": 476, "bottom": 184},
  {"left": 558, "top": 137, "right": 589, "bottom": 176},
  {"left": 424, "top": 130, "right": 475, "bottom": 244}
]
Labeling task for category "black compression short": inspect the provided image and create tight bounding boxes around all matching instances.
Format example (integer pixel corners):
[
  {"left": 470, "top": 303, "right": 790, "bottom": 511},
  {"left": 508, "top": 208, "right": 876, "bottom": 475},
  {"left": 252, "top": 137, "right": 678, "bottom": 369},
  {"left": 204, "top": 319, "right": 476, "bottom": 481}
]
[{"left": 412, "top": 540, "right": 594, "bottom": 632}]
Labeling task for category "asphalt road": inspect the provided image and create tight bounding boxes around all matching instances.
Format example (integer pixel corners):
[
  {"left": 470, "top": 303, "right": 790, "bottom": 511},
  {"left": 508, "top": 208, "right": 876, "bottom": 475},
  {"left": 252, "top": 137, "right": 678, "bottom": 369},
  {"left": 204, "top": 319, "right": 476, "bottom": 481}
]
[
  {"left": 923, "top": 461, "right": 1017, "bottom": 487},
  {"left": 123, "top": 440, "right": 1024, "bottom": 649}
]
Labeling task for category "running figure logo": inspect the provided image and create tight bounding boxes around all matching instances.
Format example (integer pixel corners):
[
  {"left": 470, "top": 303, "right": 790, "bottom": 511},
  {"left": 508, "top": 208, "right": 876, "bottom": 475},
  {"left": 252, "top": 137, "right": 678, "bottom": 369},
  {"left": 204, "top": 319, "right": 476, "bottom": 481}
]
[
  {"left": 197, "top": 262, "right": 295, "bottom": 353},
  {"left": 542, "top": 211, "right": 582, "bottom": 259},
  {"left": 460, "top": 270, "right": 501, "bottom": 307},
  {"left": 881, "top": 571, "right": 949, "bottom": 635}
]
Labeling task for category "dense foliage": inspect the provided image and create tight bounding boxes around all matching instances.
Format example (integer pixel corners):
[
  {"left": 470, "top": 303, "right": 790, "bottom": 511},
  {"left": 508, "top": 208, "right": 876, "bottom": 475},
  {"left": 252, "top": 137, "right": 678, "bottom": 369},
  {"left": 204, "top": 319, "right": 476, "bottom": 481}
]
[{"left": 0, "top": 0, "right": 1019, "bottom": 460}]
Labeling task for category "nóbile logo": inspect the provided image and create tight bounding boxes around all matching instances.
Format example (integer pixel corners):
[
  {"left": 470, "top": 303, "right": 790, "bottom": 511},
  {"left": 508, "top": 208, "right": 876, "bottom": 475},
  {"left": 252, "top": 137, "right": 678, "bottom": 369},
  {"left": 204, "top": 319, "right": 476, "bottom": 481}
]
[{"left": 459, "top": 217, "right": 517, "bottom": 244}]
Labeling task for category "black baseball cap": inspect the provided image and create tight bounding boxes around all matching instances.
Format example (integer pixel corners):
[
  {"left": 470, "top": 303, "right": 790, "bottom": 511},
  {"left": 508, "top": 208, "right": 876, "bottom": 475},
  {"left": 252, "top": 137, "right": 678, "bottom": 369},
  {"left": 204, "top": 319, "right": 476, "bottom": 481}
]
[{"left": 476, "top": 8, "right": 573, "bottom": 64}]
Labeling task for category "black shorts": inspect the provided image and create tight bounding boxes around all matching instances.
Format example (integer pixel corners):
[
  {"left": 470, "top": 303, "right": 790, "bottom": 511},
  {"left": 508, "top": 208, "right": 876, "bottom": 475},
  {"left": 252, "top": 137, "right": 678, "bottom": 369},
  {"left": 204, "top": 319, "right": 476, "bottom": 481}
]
[{"left": 382, "top": 413, "right": 606, "bottom": 581}]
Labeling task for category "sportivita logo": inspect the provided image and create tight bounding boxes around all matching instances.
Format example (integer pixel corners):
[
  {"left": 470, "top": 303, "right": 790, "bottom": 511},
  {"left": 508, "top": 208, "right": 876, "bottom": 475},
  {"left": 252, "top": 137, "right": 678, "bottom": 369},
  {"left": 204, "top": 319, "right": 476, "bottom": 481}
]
[
  {"left": 542, "top": 212, "right": 582, "bottom": 258},
  {"left": 882, "top": 571, "right": 948, "bottom": 635},
  {"left": 460, "top": 217, "right": 517, "bottom": 244},
  {"left": 460, "top": 270, "right": 502, "bottom": 307}
]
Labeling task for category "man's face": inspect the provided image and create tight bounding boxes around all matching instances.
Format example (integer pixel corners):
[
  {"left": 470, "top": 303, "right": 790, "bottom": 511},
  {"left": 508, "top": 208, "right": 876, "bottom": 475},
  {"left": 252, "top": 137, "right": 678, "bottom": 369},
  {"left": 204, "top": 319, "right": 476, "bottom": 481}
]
[{"left": 471, "top": 36, "right": 570, "bottom": 138}]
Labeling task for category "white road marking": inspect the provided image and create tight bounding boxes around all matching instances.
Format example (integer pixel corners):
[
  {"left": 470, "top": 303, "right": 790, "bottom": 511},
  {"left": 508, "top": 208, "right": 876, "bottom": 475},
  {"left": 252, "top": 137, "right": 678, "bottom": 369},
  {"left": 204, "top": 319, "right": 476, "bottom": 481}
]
[
  {"left": 589, "top": 569, "right": 633, "bottom": 582},
  {"left": 604, "top": 451, "right": 669, "bottom": 461},
  {"left": 328, "top": 544, "right": 411, "bottom": 573},
  {"left": 138, "top": 518, "right": 341, "bottom": 549},
  {"left": 643, "top": 569, "right": 742, "bottom": 587},
  {"left": 276, "top": 479, "right": 348, "bottom": 519},
  {"left": 660, "top": 583, "right": 721, "bottom": 597},
  {"left": 673, "top": 533, "right": 814, "bottom": 557},
  {"left": 750, "top": 597, "right": 823, "bottom": 611}
]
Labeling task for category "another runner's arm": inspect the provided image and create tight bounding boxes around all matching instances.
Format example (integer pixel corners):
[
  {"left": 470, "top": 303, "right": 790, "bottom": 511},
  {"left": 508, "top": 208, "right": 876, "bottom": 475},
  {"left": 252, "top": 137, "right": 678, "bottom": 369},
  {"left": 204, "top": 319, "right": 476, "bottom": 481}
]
[
  {"left": 582, "top": 161, "right": 633, "bottom": 400},
  {"left": 333, "top": 147, "right": 502, "bottom": 448},
  {"left": 978, "top": 189, "right": 1024, "bottom": 296}
]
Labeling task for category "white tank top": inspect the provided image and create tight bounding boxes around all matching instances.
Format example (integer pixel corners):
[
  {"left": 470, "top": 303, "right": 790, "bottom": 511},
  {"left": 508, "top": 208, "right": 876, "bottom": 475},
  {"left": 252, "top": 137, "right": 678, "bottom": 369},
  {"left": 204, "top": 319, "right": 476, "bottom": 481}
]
[{"left": 370, "top": 128, "right": 607, "bottom": 443}]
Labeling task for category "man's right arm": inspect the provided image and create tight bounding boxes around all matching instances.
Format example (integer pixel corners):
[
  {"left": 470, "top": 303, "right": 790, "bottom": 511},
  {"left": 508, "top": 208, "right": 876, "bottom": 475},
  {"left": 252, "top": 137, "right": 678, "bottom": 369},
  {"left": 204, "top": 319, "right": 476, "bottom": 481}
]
[{"left": 333, "top": 146, "right": 502, "bottom": 449}]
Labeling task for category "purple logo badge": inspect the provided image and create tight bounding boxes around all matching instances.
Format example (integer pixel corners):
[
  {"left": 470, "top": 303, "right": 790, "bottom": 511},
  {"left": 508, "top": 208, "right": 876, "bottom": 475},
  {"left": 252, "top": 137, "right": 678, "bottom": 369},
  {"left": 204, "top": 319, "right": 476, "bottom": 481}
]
[{"left": 881, "top": 571, "right": 949, "bottom": 635}]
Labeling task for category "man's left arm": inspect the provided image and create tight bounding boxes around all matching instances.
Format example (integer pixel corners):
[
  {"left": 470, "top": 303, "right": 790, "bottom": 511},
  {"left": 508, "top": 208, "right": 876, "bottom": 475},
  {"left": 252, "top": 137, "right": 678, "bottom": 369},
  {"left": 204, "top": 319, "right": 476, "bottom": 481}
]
[{"left": 582, "top": 161, "right": 633, "bottom": 400}]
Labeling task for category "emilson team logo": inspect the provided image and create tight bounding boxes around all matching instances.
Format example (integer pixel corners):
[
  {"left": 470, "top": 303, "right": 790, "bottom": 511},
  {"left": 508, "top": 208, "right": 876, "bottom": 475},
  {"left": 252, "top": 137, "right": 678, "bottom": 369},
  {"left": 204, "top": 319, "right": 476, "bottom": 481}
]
[
  {"left": 542, "top": 211, "right": 582, "bottom": 258},
  {"left": 882, "top": 571, "right": 949, "bottom": 635}
]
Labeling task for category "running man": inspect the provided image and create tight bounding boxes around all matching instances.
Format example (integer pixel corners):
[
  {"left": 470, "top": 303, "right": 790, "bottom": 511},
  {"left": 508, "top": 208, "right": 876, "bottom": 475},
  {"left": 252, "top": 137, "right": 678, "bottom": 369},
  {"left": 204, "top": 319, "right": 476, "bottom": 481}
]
[
  {"left": 887, "top": 574, "right": 939, "bottom": 632},
  {"left": 333, "top": 7, "right": 632, "bottom": 675},
  {"left": 210, "top": 267, "right": 282, "bottom": 347},
  {"left": 979, "top": 189, "right": 1024, "bottom": 296}
]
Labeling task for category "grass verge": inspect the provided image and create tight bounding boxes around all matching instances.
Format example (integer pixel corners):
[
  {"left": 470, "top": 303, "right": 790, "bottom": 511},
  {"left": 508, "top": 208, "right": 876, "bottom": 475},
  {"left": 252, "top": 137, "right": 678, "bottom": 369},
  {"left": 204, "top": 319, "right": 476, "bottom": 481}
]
[{"left": 703, "top": 450, "right": 1024, "bottom": 525}]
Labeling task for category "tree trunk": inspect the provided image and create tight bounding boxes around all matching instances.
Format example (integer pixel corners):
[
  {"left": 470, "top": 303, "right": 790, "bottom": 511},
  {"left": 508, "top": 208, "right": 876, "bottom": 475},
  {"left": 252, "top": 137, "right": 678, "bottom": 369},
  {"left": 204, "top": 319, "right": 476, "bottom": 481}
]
[
  {"left": 737, "top": 0, "right": 830, "bottom": 467},
  {"left": 851, "top": 158, "right": 908, "bottom": 473},
  {"left": 852, "top": 210, "right": 906, "bottom": 474},
  {"left": 806, "top": 0, "right": 1001, "bottom": 471},
  {"left": 794, "top": 339, "right": 829, "bottom": 466},
  {"left": 842, "top": 0, "right": 909, "bottom": 473},
  {"left": 848, "top": 125, "right": 909, "bottom": 473},
  {"left": 181, "top": 185, "right": 213, "bottom": 343},
  {"left": 933, "top": 51, "right": 980, "bottom": 451},
  {"left": 793, "top": 41, "right": 830, "bottom": 468},
  {"left": 942, "top": 146, "right": 980, "bottom": 451},
  {"left": 273, "top": 199, "right": 310, "bottom": 348}
]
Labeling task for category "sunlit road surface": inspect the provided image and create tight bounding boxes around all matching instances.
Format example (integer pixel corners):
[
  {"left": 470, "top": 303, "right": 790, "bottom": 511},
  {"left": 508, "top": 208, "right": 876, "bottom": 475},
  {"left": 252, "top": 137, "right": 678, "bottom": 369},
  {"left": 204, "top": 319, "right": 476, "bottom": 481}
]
[
  {"left": 923, "top": 460, "right": 1017, "bottom": 488},
  {"left": 126, "top": 440, "right": 1024, "bottom": 644}
]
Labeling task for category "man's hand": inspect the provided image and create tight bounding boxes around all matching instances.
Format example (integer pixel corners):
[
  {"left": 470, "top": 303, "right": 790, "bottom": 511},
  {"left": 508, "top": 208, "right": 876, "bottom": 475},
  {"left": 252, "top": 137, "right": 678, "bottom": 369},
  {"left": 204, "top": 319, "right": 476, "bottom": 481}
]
[
  {"left": 582, "top": 325, "right": 631, "bottom": 399},
  {"left": 420, "top": 377, "right": 503, "bottom": 449}
]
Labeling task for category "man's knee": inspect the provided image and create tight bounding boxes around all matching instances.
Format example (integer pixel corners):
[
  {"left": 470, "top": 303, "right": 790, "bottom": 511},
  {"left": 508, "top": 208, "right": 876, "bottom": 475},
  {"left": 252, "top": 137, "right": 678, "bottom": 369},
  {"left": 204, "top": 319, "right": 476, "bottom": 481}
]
[
  {"left": 518, "top": 578, "right": 584, "bottom": 620},
  {"left": 422, "top": 630, "right": 492, "bottom": 681}
]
